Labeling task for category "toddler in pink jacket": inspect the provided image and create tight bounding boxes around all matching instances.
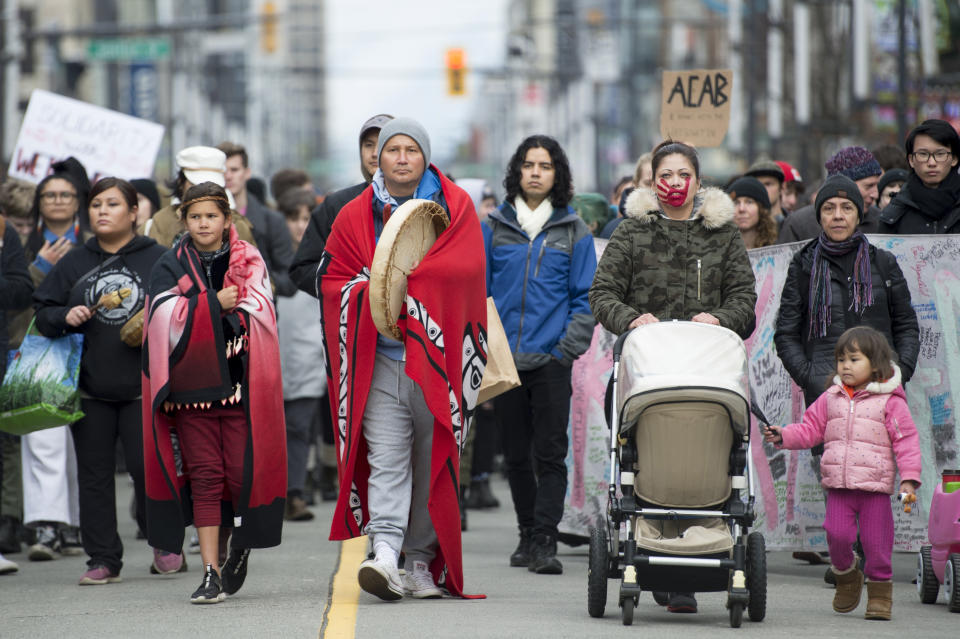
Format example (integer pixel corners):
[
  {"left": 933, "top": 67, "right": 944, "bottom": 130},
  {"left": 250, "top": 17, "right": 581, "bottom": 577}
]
[{"left": 765, "top": 326, "right": 921, "bottom": 621}]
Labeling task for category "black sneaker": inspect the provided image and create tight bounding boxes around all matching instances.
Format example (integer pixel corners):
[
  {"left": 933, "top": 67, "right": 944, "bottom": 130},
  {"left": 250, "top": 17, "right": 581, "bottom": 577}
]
[
  {"left": 27, "top": 523, "right": 60, "bottom": 561},
  {"left": 190, "top": 564, "right": 225, "bottom": 604},
  {"left": 667, "top": 592, "right": 697, "bottom": 613},
  {"left": 58, "top": 525, "right": 84, "bottom": 556},
  {"left": 220, "top": 547, "right": 250, "bottom": 595},
  {"left": 528, "top": 533, "right": 562, "bottom": 575},
  {"left": 509, "top": 528, "right": 533, "bottom": 567}
]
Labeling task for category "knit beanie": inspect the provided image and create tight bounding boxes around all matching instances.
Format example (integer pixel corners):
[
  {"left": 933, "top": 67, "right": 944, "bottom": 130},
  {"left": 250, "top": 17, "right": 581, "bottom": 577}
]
[
  {"left": 377, "top": 117, "right": 431, "bottom": 167},
  {"left": 877, "top": 168, "right": 908, "bottom": 196},
  {"left": 824, "top": 146, "right": 882, "bottom": 182},
  {"left": 815, "top": 175, "right": 864, "bottom": 224},
  {"left": 726, "top": 176, "right": 771, "bottom": 210},
  {"left": 744, "top": 159, "right": 785, "bottom": 183},
  {"left": 130, "top": 178, "right": 161, "bottom": 213}
]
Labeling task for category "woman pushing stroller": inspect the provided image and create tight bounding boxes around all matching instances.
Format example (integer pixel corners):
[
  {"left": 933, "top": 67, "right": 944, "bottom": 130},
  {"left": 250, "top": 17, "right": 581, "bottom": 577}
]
[{"left": 589, "top": 140, "right": 757, "bottom": 613}]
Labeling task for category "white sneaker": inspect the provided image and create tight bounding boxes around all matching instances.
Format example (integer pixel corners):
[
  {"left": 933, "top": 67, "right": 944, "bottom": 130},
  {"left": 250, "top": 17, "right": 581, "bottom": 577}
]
[
  {"left": 0, "top": 552, "right": 18, "bottom": 575},
  {"left": 402, "top": 560, "right": 442, "bottom": 599},
  {"left": 357, "top": 554, "right": 403, "bottom": 601}
]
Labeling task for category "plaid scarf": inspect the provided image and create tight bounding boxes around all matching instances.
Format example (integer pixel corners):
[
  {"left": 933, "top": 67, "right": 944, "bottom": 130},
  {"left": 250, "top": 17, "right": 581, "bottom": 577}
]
[{"left": 808, "top": 230, "right": 873, "bottom": 339}]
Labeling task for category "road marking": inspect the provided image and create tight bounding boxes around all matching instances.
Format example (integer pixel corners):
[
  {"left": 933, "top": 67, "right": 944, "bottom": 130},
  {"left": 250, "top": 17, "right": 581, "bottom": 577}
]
[{"left": 320, "top": 536, "right": 367, "bottom": 639}]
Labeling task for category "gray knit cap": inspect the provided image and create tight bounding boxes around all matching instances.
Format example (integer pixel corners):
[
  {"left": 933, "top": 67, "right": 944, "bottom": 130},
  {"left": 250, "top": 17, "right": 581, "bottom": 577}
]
[{"left": 377, "top": 117, "right": 431, "bottom": 167}]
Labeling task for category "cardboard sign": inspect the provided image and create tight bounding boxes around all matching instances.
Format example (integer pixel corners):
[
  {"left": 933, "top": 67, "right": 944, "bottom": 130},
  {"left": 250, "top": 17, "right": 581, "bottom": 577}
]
[
  {"left": 8, "top": 89, "right": 165, "bottom": 184},
  {"left": 660, "top": 69, "right": 733, "bottom": 147}
]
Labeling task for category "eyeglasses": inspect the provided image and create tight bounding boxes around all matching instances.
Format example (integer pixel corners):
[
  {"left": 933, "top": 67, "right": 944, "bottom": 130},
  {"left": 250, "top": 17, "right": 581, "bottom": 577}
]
[
  {"left": 40, "top": 191, "right": 78, "bottom": 203},
  {"left": 912, "top": 149, "right": 953, "bottom": 163}
]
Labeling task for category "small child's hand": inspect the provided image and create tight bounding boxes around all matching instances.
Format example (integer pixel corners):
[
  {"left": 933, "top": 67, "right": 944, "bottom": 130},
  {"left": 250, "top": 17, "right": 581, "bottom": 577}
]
[
  {"left": 899, "top": 480, "right": 918, "bottom": 496},
  {"left": 762, "top": 424, "right": 783, "bottom": 444},
  {"left": 217, "top": 285, "right": 239, "bottom": 311}
]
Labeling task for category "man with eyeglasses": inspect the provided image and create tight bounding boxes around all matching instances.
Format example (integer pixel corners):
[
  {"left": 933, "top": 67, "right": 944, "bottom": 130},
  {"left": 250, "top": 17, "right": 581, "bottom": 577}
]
[{"left": 879, "top": 118, "right": 960, "bottom": 235}]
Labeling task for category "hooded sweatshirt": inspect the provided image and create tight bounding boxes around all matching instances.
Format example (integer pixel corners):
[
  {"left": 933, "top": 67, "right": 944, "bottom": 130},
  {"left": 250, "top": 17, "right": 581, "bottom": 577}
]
[{"left": 33, "top": 234, "right": 167, "bottom": 400}]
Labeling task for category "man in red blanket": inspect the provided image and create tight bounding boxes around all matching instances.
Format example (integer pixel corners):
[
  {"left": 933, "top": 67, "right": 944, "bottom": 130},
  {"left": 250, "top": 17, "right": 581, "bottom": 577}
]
[{"left": 319, "top": 118, "right": 487, "bottom": 601}]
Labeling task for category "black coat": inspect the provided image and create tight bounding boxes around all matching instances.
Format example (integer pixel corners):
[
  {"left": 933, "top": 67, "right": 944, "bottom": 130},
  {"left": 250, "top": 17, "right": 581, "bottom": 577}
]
[
  {"left": 33, "top": 235, "right": 166, "bottom": 401},
  {"left": 877, "top": 179, "right": 960, "bottom": 234},
  {"left": 774, "top": 239, "right": 919, "bottom": 405},
  {"left": 0, "top": 223, "right": 34, "bottom": 377},
  {"left": 245, "top": 194, "right": 297, "bottom": 297},
  {"left": 289, "top": 182, "right": 367, "bottom": 296}
]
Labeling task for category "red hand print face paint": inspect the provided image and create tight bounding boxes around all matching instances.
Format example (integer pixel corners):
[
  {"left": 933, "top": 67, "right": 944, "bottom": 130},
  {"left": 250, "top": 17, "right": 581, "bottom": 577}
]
[{"left": 656, "top": 176, "right": 691, "bottom": 208}]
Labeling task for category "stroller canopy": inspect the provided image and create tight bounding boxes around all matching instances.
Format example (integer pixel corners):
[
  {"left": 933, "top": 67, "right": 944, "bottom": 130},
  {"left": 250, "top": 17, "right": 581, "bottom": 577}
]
[{"left": 616, "top": 321, "right": 749, "bottom": 435}]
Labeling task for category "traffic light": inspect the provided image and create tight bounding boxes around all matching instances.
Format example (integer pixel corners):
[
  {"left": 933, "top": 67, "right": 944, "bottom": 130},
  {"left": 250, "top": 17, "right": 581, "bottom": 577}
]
[
  {"left": 261, "top": 2, "right": 277, "bottom": 53},
  {"left": 446, "top": 48, "right": 466, "bottom": 96}
]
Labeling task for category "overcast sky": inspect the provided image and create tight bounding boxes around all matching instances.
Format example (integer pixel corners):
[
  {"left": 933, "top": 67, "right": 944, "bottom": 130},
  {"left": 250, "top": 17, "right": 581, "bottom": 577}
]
[{"left": 324, "top": 0, "right": 509, "bottom": 186}]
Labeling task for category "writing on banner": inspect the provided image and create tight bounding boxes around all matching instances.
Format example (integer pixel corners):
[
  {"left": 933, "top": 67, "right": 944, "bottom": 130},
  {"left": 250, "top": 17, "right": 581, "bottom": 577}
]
[
  {"left": 660, "top": 69, "right": 732, "bottom": 147},
  {"left": 561, "top": 236, "right": 959, "bottom": 552},
  {"left": 8, "top": 89, "right": 165, "bottom": 184}
]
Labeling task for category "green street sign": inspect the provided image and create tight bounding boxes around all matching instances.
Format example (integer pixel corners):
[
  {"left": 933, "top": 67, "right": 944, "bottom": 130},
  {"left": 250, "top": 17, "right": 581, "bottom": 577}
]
[{"left": 87, "top": 38, "right": 171, "bottom": 61}]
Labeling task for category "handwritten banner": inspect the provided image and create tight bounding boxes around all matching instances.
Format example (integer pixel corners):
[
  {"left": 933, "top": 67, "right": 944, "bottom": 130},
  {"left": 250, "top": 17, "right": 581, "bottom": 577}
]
[
  {"left": 660, "top": 69, "right": 732, "bottom": 147},
  {"left": 8, "top": 89, "right": 165, "bottom": 184},
  {"left": 561, "top": 235, "right": 959, "bottom": 551}
]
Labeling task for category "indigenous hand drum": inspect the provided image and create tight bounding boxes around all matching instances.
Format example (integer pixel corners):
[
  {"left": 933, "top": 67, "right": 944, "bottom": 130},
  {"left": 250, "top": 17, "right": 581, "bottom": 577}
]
[{"left": 370, "top": 199, "right": 449, "bottom": 340}]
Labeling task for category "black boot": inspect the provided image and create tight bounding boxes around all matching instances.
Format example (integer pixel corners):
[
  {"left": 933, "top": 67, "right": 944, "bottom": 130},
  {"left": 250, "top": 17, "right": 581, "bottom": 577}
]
[
  {"left": 509, "top": 527, "right": 534, "bottom": 567},
  {"left": 459, "top": 487, "right": 468, "bottom": 532},
  {"left": 319, "top": 464, "right": 339, "bottom": 502},
  {"left": 465, "top": 478, "right": 500, "bottom": 509},
  {"left": 528, "top": 533, "right": 562, "bottom": 574},
  {"left": 0, "top": 515, "right": 21, "bottom": 554}
]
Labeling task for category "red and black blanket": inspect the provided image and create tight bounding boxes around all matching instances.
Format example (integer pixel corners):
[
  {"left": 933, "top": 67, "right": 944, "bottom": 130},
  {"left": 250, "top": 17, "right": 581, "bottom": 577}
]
[
  {"left": 142, "top": 226, "right": 287, "bottom": 552},
  {"left": 320, "top": 167, "right": 487, "bottom": 597}
]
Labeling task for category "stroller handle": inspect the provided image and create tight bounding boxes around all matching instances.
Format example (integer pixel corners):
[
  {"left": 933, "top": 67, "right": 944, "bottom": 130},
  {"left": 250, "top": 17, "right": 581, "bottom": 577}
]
[{"left": 612, "top": 330, "right": 632, "bottom": 360}]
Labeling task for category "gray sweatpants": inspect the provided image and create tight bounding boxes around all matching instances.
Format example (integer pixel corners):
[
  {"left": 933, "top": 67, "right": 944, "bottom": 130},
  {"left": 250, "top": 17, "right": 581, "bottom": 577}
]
[{"left": 362, "top": 352, "right": 438, "bottom": 565}]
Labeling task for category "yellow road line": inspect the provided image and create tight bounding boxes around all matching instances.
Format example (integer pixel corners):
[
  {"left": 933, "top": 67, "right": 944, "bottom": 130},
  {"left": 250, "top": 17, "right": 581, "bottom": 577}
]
[{"left": 319, "top": 536, "right": 368, "bottom": 639}]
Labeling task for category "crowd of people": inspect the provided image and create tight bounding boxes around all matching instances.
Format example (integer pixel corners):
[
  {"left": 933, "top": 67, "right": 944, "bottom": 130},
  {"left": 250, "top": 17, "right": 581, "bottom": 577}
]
[{"left": 0, "top": 114, "right": 956, "bottom": 620}]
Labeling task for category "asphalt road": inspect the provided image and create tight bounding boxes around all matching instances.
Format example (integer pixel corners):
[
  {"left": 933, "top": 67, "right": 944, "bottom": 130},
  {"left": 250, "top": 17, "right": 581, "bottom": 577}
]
[{"left": 1, "top": 476, "right": 955, "bottom": 638}]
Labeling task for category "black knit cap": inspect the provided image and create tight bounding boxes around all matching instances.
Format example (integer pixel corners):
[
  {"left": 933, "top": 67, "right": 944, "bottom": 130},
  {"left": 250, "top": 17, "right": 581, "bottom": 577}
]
[
  {"left": 130, "top": 178, "right": 161, "bottom": 213},
  {"left": 815, "top": 174, "right": 864, "bottom": 224},
  {"left": 744, "top": 159, "right": 785, "bottom": 183},
  {"left": 726, "top": 176, "right": 771, "bottom": 210},
  {"left": 877, "top": 168, "right": 908, "bottom": 196}
]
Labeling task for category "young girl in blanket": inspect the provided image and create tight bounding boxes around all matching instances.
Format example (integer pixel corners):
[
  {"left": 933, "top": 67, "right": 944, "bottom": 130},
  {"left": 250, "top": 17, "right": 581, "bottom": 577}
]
[
  {"left": 144, "top": 182, "right": 285, "bottom": 605},
  {"left": 764, "top": 325, "right": 921, "bottom": 621}
]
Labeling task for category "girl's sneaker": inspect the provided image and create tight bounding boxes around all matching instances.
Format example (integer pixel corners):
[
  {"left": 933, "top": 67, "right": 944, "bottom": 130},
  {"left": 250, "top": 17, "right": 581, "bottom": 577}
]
[
  {"left": 191, "top": 564, "right": 225, "bottom": 604},
  {"left": 79, "top": 564, "right": 122, "bottom": 585},
  {"left": 151, "top": 548, "right": 187, "bottom": 574},
  {"left": 220, "top": 547, "right": 250, "bottom": 595}
]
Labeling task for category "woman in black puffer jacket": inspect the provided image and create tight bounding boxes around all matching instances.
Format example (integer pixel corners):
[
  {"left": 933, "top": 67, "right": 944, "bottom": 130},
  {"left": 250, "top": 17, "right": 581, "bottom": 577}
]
[{"left": 775, "top": 175, "right": 919, "bottom": 408}]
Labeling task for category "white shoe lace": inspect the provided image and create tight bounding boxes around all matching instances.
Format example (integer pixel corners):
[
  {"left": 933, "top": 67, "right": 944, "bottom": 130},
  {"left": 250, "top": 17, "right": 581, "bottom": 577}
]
[{"left": 406, "top": 567, "right": 437, "bottom": 593}]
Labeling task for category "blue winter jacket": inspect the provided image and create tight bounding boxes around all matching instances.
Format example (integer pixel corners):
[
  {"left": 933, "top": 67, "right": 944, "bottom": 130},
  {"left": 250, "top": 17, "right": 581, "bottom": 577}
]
[{"left": 483, "top": 201, "right": 597, "bottom": 371}]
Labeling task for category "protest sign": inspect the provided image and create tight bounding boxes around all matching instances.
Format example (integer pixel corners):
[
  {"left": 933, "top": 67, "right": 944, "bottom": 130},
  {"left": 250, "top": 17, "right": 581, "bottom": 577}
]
[
  {"left": 561, "top": 235, "right": 959, "bottom": 552},
  {"left": 660, "top": 69, "right": 733, "bottom": 147},
  {"left": 8, "top": 89, "right": 165, "bottom": 184}
]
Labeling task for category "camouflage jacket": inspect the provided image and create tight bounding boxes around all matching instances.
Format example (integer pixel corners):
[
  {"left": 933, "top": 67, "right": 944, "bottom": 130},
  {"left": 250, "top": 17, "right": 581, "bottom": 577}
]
[{"left": 589, "top": 187, "right": 757, "bottom": 339}]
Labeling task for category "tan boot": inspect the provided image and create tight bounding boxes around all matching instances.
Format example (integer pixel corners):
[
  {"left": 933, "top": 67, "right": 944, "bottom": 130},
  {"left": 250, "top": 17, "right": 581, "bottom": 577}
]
[
  {"left": 831, "top": 565, "right": 864, "bottom": 613},
  {"left": 864, "top": 580, "right": 892, "bottom": 620}
]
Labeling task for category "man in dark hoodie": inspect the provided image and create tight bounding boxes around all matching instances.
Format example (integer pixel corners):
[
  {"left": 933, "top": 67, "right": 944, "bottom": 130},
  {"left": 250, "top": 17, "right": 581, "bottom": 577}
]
[{"left": 290, "top": 113, "right": 394, "bottom": 295}]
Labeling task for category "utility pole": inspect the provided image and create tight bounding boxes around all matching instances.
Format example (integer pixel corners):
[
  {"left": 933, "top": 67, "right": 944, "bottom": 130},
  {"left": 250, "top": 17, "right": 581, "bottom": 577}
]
[
  {"left": 1, "top": 0, "right": 20, "bottom": 161},
  {"left": 896, "top": 0, "right": 908, "bottom": 144}
]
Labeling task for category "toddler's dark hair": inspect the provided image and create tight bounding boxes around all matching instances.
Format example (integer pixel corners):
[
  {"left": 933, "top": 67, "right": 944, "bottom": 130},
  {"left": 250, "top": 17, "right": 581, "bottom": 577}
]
[{"left": 833, "top": 326, "right": 895, "bottom": 382}]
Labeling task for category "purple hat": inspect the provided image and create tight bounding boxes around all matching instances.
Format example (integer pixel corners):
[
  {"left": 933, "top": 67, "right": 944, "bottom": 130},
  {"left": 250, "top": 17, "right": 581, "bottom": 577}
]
[{"left": 824, "top": 146, "right": 882, "bottom": 182}]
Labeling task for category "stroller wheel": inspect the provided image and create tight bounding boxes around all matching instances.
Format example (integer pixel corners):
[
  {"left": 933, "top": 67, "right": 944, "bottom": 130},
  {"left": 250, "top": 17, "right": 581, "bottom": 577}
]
[
  {"left": 746, "top": 532, "right": 767, "bottom": 622},
  {"left": 729, "top": 602, "right": 743, "bottom": 628},
  {"left": 587, "top": 526, "right": 609, "bottom": 618},
  {"left": 620, "top": 596, "right": 635, "bottom": 626}
]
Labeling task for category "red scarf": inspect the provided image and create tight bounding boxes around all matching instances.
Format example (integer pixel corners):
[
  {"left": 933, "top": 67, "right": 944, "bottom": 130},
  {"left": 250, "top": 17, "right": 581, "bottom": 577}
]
[
  {"left": 320, "top": 168, "right": 487, "bottom": 597},
  {"left": 142, "top": 226, "right": 287, "bottom": 552}
]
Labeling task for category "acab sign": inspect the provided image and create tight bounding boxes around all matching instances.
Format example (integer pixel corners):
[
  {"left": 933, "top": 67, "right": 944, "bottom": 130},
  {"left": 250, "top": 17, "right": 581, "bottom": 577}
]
[{"left": 660, "top": 69, "right": 733, "bottom": 148}]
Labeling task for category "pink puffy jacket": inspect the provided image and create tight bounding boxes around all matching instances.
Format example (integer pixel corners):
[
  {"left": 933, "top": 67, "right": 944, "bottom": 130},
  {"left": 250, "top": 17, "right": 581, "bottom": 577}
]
[{"left": 780, "top": 364, "right": 922, "bottom": 494}]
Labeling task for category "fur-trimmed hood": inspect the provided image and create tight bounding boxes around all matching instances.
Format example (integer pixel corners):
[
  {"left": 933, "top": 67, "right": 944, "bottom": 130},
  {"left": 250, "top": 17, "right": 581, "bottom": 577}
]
[
  {"left": 623, "top": 186, "right": 735, "bottom": 230},
  {"left": 831, "top": 362, "right": 903, "bottom": 395}
]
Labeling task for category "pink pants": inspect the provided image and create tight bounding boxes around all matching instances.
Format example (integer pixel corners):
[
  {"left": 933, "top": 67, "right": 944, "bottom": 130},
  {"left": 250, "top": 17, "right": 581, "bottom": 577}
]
[
  {"left": 823, "top": 488, "right": 893, "bottom": 581},
  {"left": 174, "top": 405, "right": 247, "bottom": 527}
]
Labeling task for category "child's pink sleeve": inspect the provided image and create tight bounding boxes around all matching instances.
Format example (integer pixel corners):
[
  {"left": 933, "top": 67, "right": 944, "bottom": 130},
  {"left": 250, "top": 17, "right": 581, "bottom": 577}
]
[
  {"left": 885, "top": 392, "right": 922, "bottom": 486},
  {"left": 779, "top": 392, "right": 829, "bottom": 450}
]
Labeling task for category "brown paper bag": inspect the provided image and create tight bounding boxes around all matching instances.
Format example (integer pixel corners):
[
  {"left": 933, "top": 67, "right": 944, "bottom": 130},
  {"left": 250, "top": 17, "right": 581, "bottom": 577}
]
[{"left": 478, "top": 297, "right": 521, "bottom": 403}]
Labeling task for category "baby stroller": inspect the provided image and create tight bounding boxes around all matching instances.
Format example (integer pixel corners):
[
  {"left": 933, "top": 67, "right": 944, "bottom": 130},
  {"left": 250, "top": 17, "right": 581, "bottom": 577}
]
[{"left": 587, "top": 321, "right": 767, "bottom": 627}]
